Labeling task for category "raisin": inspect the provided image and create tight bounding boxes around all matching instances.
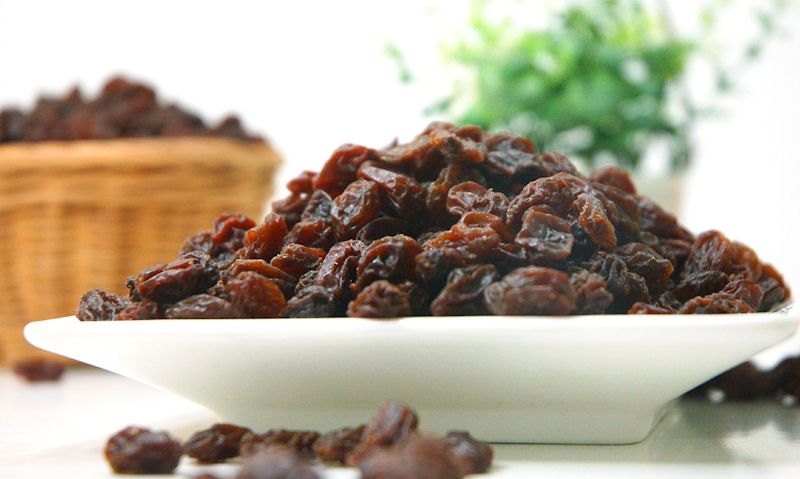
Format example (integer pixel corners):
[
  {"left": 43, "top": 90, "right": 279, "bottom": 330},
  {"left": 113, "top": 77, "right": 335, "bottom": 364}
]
[
  {"left": 359, "top": 434, "right": 462, "bottom": 479},
  {"left": 348, "top": 401, "right": 420, "bottom": 466},
  {"left": 239, "top": 430, "right": 321, "bottom": 457},
  {"left": 637, "top": 196, "right": 693, "bottom": 241},
  {"left": 135, "top": 251, "right": 219, "bottom": 304},
  {"left": 674, "top": 270, "right": 729, "bottom": 301},
  {"left": 225, "top": 259, "right": 297, "bottom": 298},
  {"left": 270, "top": 244, "right": 326, "bottom": 279},
  {"left": 331, "top": 179, "right": 382, "bottom": 240},
  {"left": 682, "top": 230, "right": 737, "bottom": 277},
  {"left": 678, "top": 292, "right": 754, "bottom": 314},
  {"left": 12, "top": 358, "right": 65, "bottom": 382},
  {"left": 357, "top": 163, "right": 426, "bottom": 220},
  {"left": 490, "top": 243, "right": 531, "bottom": 273},
  {"left": 314, "top": 425, "right": 366, "bottom": 464},
  {"left": 484, "top": 266, "right": 576, "bottom": 315},
  {"left": 445, "top": 430, "right": 494, "bottom": 475},
  {"left": 772, "top": 356, "right": 800, "bottom": 399},
  {"left": 446, "top": 181, "right": 509, "bottom": 219},
  {"left": 347, "top": 280, "right": 413, "bottom": 318},
  {"left": 287, "top": 171, "right": 317, "bottom": 195},
  {"left": 225, "top": 272, "right": 286, "bottom": 318},
  {"left": 314, "top": 143, "right": 378, "bottom": 197},
  {"left": 184, "top": 423, "right": 252, "bottom": 463},
  {"left": 570, "top": 269, "right": 613, "bottom": 314},
  {"left": 757, "top": 264, "right": 791, "bottom": 311},
  {"left": 300, "top": 190, "right": 333, "bottom": 221},
  {"left": 213, "top": 213, "right": 256, "bottom": 249},
  {"left": 457, "top": 212, "right": 513, "bottom": 242},
  {"left": 588, "top": 252, "right": 650, "bottom": 311},
  {"left": 236, "top": 446, "right": 320, "bottom": 479},
  {"left": 239, "top": 213, "right": 289, "bottom": 262},
  {"left": 396, "top": 281, "right": 431, "bottom": 316},
  {"left": 285, "top": 218, "right": 334, "bottom": 250},
  {"left": 420, "top": 225, "right": 500, "bottom": 267},
  {"left": 721, "top": 279, "right": 763, "bottom": 310},
  {"left": 104, "top": 426, "right": 182, "bottom": 474},
  {"left": 352, "top": 235, "right": 422, "bottom": 293},
  {"left": 180, "top": 230, "right": 215, "bottom": 256},
  {"left": 515, "top": 209, "right": 574, "bottom": 264},
  {"left": 615, "top": 243, "right": 674, "bottom": 295},
  {"left": 167, "top": 294, "right": 235, "bottom": 319},
  {"left": 281, "top": 285, "right": 337, "bottom": 318},
  {"left": 117, "top": 299, "right": 164, "bottom": 320},
  {"left": 76, "top": 289, "right": 129, "bottom": 321},
  {"left": 589, "top": 166, "right": 637, "bottom": 194},
  {"left": 696, "top": 362, "right": 772, "bottom": 400},
  {"left": 272, "top": 194, "right": 309, "bottom": 228},
  {"left": 426, "top": 163, "right": 487, "bottom": 227},
  {"left": 430, "top": 264, "right": 498, "bottom": 316}
]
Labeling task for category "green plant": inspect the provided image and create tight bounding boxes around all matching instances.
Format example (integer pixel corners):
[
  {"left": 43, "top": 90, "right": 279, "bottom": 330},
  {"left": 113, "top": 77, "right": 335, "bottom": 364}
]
[{"left": 402, "top": 0, "right": 791, "bottom": 172}]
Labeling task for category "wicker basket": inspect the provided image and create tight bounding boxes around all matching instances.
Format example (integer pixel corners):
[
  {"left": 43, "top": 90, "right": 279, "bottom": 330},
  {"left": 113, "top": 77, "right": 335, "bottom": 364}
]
[{"left": 0, "top": 137, "right": 281, "bottom": 365}]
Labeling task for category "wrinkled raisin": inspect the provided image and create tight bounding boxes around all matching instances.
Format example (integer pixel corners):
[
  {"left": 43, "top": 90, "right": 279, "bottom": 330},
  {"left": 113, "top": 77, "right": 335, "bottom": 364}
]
[
  {"left": 225, "top": 272, "right": 286, "bottom": 318},
  {"left": 515, "top": 209, "right": 574, "bottom": 264},
  {"left": 315, "top": 143, "right": 378, "bottom": 197},
  {"left": 239, "top": 213, "right": 288, "bottom": 262},
  {"left": 270, "top": 244, "right": 326, "bottom": 279},
  {"left": 314, "top": 425, "right": 366, "bottom": 464},
  {"left": 352, "top": 235, "right": 422, "bottom": 293},
  {"left": 446, "top": 181, "right": 508, "bottom": 219},
  {"left": 104, "top": 426, "right": 182, "bottom": 474},
  {"left": 185, "top": 423, "right": 251, "bottom": 463},
  {"left": 484, "top": 266, "right": 576, "bottom": 315},
  {"left": 430, "top": 264, "right": 498, "bottom": 316},
  {"left": 570, "top": 269, "right": 613, "bottom": 314},
  {"left": 348, "top": 401, "right": 419, "bottom": 466},
  {"left": 240, "top": 430, "right": 320, "bottom": 457},
  {"left": 76, "top": 289, "right": 129, "bottom": 321},
  {"left": 358, "top": 163, "right": 426, "bottom": 220},
  {"left": 359, "top": 434, "right": 462, "bottom": 479},
  {"left": 679, "top": 292, "right": 754, "bottom": 314},
  {"left": 285, "top": 218, "right": 334, "bottom": 250},
  {"left": 167, "top": 294, "right": 235, "bottom": 319},
  {"left": 589, "top": 166, "right": 637, "bottom": 194},
  {"left": 281, "top": 285, "right": 337, "bottom": 318},
  {"left": 331, "top": 179, "right": 382, "bottom": 241},
  {"left": 301, "top": 190, "right": 333, "bottom": 221},
  {"left": 117, "top": 299, "right": 163, "bottom": 320},
  {"left": 347, "top": 280, "right": 413, "bottom": 318},
  {"left": 135, "top": 251, "right": 219, "bottom": 304}
]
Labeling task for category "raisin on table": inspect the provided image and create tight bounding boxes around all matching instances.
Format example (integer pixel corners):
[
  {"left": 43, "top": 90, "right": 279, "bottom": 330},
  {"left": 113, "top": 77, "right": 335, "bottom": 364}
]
[
  {"left": 348, "top": 401, "right": 419, "bottom": 466},
  {"left": 12, "top": 358, "right": 66, "bottom": 382},
  {"left": 104, "top": 426, "right": 182, "bottom": 474},
  {"left": 358, "top": 434, "right": 462, "bottom": 479},
  {"left": 236, "top": 446, "right": 320, "bottom": 479},
  {"left": 445, "top": 430, "right": 494, "bottom": 475},
  {"left": 314, "top": 425, "right": 366, "bottom": 464},
  {"left": 184, "top": 423, "right": 252, "bottom": 463}
]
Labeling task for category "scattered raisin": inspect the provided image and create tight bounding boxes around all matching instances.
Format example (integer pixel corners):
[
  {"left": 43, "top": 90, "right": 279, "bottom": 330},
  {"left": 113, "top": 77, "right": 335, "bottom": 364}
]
[
  {"left": 239, "top": 430, "right": 321, "bottom": 458},
  {"left": 314, "top": 425, "right": 366, "bottom": 464},
  {"left": 358, "top": 434, "right": 462, "bottom": 479},
  {"left": 236, "top": 446, "right": 320, "bottom": 479},
  {"left": 184, "top": 423, "right": 252, "bottom": 463},
  {"left": 445, "top": 430, "right": 494, "bottom": 475},
  {"left": 104, "top": 426, "right": 182, "bottom": 474},
  {"left": 12, "top": 358, "right": 66, "bottom": 382},
  {"left": 348, "top": 401, "right": 419, "bottom": 466}
]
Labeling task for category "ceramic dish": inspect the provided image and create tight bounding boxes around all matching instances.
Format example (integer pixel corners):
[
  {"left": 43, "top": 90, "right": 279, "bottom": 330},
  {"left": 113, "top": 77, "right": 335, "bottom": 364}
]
[{"left": 25, "top": 311, "right": 797, "bottom": 444}]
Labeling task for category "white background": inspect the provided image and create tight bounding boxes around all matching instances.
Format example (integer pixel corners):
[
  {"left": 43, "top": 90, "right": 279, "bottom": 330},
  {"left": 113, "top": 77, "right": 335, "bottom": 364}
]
[{"left": 1, "top": 0, "right": 798, "bottom": 335}]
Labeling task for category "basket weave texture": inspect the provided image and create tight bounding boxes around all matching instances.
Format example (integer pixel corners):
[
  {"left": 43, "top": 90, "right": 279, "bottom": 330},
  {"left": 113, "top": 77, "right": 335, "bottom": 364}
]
[{"left": 0, "top": 137, "right": 281, "bottom": 364}]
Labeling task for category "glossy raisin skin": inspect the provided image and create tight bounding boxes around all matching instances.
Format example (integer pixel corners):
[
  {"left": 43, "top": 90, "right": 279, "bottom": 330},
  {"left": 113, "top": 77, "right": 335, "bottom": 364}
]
[
  {"left": 359, "top": 434, "right": 463, "bottom": 479},
  {"left": 445, "top": 430, "right": 494, "bottom": 475},
  {"left": 348, "top": 280, "right": 413, "bottom": 318},
  {"left": 184, "top": 423, "right": 252, "bottom": 463},
  {"left": 431, "top": 265, "right": 498, "bottom": 316},
  {"left": 135, "top": 251, "right": 219, "bottom": 304},
  {"left": 104, "top": 426, "right": 182, "bottom": 474},
  {"left": 484, "top": 267, "right": 577, "bottom": 315}
]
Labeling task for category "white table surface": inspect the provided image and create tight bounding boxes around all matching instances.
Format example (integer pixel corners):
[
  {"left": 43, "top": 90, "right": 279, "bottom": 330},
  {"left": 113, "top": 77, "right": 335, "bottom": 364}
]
[{"left": 1, "top": 368, "right": 799, "bottom": 478}]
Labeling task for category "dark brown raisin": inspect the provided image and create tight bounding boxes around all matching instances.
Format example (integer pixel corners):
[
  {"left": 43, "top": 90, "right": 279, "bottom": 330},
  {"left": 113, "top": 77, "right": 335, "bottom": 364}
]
[
  {"left": 314, "top": 143, "right": 378, "bottom": 197},
  {"left": 430, "top": 264, "right": 498, "bottom": 316},
  {"left": 515, "top": 209, "right": 574, "bottom": 264},
  {"left": 358, "top": 434, "right": 462, "bottom": 479},
  {"left": 588, "top": 252, "right": 650, "bottom": 311},
  {"left": 445, "top": 430, "right": 494, "bottom": 475},
  {"left": 457, "top": 212, "right": 514, "bottom": 242},
  {"left": 281, "top": 285, "right": 337, "bottom": 318},
  {"left": 615, "top": 243, "right": 674, "bottom": 295},
  {"left": 225, "top": 259, "right": 297, "bottom": 298},
  {"left": 348, "top": 401, "right": 419, "bottom": 466},
  {"left": 135, "top": 251, "right": 219, "bottom": 304},
  {"left": 357, "top": 217, "right": 413, "bottom": 243},
  {"left": 674, "top": 270, "right": 730, "bottom": 301},
  {"left": 678, "top": 292, "right": 754, "bottom": 314},
  {"left": 167, "top": 294, "right": 235, "bottom": 319},
  {"left": 300, "top": 190, "right": 334, "bottom": 221},
  {"left": 347, "top": 280, "right": 413, "bottom": 318},
  {"left": 272, "top": 194, "right": 309, "bottom": 228},
  {"left": 213, "top": 213, "right": 256, "bottom": 250},
  {"left": 570, "top": 269, "right": 613, "bottom": 314},
  {"left": 285, "top": 218, "right": 334, "bottom": 250},
  {"left": 180, "top": 230, "right": 215, "bottom": 256},
  {"left": 352, "top": 235, "right": 422, "bottom": 293},
  {"left": 270, "top": 244, "right": 326, "bottom": 279},
  {"left": 446, "top": 181, "right": 509, "bottom": 219},
  {"left": 721, "top": 279, "right": 763, "bottom": 310},
  {"left": 484, "top": 266, "right": 576, "bottom": 315},
  {"left": 239, "top": 213, "right": 289, "bottom": 262},
  {"left": 225, "top": 272, "right": 286, "bottom": 318},
  {"left": 628, "top": 302, "right": 676, "bottom": 314},
  {"left": 184, "top": 423, "right": 252, "bottom": 463},
  {"left": 287, "top": 171, "right": 317, "bottom": 195},
  {"left": 589, "top": 166, "right": 637, "bottom": 194},
  {"left": 240, "top": 430, "right": 320, "bottom": 457},
  {"left": 314, "top": 425, "right": 366, "bottom": 464},
  {"left": 331, "top": 179, "right": 382, "bottom": 241},
  {"left": 104, "top": 426, "right": 182, "bottom": 474},
  {"left": 758, "top": 264, "right": 791, "bottom": 311},
  {"left": 76, "top": 289, "right": 129, "bottom": 321},
  {"left": 426, "top": 163, "right": 487, "bottom": 227},
  {"left": 358, "top": 163, "right": 427, "bottom": 220},
  {"left": 12, "top": 358, "right": 66, "bottom": 382},
  {"left": 116, "top": 299, "right": 164, "bottom": 320}
]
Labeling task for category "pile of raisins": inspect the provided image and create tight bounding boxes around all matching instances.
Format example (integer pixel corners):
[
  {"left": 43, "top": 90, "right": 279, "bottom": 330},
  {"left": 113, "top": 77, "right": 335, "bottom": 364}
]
[
  {"left": 0, "top": 76, "right": 261, "bottom": 143},
  {"left": 105, "top": 401, "right": 493, "bottom": 477},
  {"left": 77, "top": 122, "right": 790, "bottom": 320}
]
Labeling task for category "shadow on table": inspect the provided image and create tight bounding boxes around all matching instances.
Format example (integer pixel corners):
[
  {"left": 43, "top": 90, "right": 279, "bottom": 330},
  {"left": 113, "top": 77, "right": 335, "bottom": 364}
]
[{"left": 495, "top": 399, "right": 800, "bottom": 464}]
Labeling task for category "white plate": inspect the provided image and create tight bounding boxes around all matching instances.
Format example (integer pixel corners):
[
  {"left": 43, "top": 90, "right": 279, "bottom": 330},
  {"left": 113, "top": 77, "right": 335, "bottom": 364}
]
[{"left": 24, "top": 312, "right": 798, "bottom": 445}]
